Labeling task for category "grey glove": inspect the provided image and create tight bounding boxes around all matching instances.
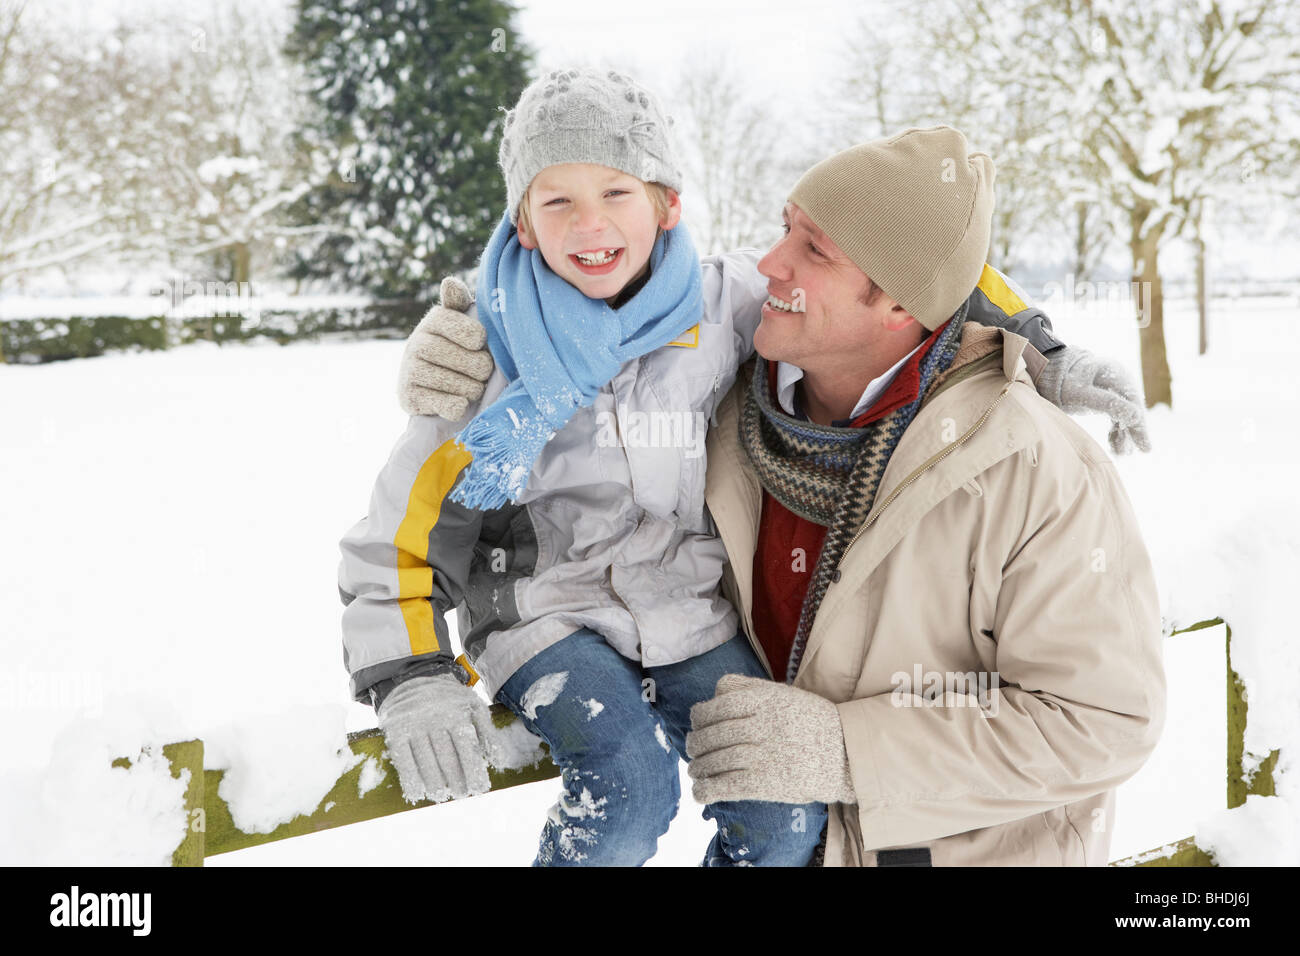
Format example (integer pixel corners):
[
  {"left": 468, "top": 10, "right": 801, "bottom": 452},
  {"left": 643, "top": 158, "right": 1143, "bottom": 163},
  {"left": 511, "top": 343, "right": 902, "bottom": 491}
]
[
  {"left": 685, "top": 674, "right": 856, "bottom": 806},
  {"left": 1035, "top": 345, "right": 1152, "bottom": 454},
  {"left": 398, "top": 276, "right": 496, "bottom": 419},
  {"left": 376, "top": 673, "right": 500, "bottom": 804}
]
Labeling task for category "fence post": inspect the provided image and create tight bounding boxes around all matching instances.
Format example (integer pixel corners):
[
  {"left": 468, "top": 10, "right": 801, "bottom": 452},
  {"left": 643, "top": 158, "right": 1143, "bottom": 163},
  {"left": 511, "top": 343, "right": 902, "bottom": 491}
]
[
  {"left": 1226, "top": 623, "right": 1279, "bottom": 808},
  {"left": 165, "top": 739, "right": 206, "bottom": 867},
  {"left": 112, "top": 738, "right": 205, "bottom": 866}
]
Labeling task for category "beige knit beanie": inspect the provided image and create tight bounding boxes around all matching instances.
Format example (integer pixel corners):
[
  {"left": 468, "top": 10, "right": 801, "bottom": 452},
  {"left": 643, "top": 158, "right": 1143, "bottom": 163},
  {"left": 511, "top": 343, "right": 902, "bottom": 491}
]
[{"left": 787, "top": 126, "right": 995, "bottom": 331}]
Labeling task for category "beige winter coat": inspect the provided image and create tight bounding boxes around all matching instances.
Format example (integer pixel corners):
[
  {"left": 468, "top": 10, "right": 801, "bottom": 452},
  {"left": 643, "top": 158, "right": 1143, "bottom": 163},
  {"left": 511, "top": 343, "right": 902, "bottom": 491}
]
[{"left": 704, "top": 325, "right": 1166, "bottom": 866}]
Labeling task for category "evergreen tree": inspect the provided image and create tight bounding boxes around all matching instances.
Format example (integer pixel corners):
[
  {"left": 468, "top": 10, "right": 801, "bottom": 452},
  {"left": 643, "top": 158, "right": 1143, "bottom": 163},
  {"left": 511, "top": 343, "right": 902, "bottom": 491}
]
[{"left": 286, "top": 0, "right": 532, "bottom": 298}]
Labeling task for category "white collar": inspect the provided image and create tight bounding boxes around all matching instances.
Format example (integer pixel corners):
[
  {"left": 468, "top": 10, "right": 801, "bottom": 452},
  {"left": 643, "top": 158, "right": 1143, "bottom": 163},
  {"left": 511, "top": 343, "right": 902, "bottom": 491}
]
[{"left": 775, "top": 339, "right": 927, "bottom": 421}]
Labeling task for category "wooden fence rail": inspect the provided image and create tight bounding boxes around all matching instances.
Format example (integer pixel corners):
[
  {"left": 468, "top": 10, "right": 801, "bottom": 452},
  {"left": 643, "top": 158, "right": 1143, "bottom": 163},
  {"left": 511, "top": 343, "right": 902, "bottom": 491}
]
[
  {"left": 114, "top": 617, "right": 1277, "bottom": 866},
  {"left": 112, "top": 705, "right": 560, "bottom": 867}
]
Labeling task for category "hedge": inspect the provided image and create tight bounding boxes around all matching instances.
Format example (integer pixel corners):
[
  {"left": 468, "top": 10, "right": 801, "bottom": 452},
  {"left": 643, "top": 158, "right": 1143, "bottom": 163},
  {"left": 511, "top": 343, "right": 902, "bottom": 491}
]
[{"left": 0, "top": 300, "right": 427, "bottom": 364}]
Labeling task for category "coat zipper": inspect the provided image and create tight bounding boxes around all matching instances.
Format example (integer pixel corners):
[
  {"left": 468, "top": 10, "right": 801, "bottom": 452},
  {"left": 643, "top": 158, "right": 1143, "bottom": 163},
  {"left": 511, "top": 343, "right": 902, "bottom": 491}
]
[{"left": 831, "top": 377, "right": 1013, "bottom": 864}]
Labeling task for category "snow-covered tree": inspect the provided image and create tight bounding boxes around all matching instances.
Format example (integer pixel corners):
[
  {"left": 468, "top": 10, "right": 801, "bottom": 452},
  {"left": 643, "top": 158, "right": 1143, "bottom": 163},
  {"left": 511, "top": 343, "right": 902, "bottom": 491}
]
[
  {"left": 671, "top": 55, "right": 797, "bottom": 255},
  {"left": 834, "top": 12, "right": 1114, "bottom": 278},
  {"left": 908, "top": 0, "right": 1300, "bottom": 408},
  {"left": 145, "top": 1, "right": 328, "bottom": 287},
  {"left": 1, "top": 0, "right": 331, "bottom": 292},
  {"left": 285, "top": 0, "right": 533, "bottom": 298},
  {"left": 0, "top": 2, "right": 144, "bottom": 288}
]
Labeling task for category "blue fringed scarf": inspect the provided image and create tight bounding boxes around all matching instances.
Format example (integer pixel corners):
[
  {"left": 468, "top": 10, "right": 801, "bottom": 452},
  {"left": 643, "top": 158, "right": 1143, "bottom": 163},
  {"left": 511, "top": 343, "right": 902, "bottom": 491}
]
[{"left": 450, "top": 212, "right": 703, "bottom": 509}]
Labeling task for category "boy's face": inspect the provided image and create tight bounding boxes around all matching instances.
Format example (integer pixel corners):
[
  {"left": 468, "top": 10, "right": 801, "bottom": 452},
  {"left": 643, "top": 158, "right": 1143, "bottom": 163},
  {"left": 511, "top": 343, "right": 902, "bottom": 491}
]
[{"left": 517, "top": 163, "right": 681, "bottom": 304}]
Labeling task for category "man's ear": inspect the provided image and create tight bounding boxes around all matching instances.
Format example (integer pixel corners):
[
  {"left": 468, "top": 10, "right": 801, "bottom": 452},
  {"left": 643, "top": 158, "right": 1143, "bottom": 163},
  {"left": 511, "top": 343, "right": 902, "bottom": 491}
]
[
  {"left": 881, "top": 304, "right": 920, "bottom": 333},
  {"left": 516, "top": 218, "right": 537, "bottom": 250},
  {"left": 658, "top": 189, "right": 682, "bottom": 231}
]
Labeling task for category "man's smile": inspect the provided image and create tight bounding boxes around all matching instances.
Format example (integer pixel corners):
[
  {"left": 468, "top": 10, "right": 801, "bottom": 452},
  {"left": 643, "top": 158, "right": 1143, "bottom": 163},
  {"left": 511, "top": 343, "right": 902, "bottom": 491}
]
[{"left": 763, "top": 291, "right": 804, "bottom": 313}]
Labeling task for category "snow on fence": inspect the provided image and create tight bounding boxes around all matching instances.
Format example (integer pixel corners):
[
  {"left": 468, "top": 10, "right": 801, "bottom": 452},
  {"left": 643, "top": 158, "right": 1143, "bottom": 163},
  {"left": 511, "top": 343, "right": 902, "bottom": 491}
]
[
  {"left": 113, "top": 617, "right": 1278, "bottom": 867},
  {"left": 112, "top": 704, "right": 560, "bottom": 867}
]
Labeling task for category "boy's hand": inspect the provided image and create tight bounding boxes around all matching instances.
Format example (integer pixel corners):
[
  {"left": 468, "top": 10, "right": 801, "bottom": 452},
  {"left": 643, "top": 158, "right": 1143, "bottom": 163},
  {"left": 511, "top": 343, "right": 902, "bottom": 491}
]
[
  {"left": 1035, "top": 346, "right": 1152, "bottom": 454},
  {"left": 399, "top": 276, "right": 496, "bottom": 419},
  {"left": 376, "top": 673, "right": 499, "bottom": 804}
]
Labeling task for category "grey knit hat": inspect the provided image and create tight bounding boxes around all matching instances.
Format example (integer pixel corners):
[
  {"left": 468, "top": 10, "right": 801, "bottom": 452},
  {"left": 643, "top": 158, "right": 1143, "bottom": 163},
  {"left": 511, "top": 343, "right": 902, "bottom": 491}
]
[
  {"left": 498, "top": 67, "right": 683, "bottom": 223},
  {"left": 788, "top": 126, "right": 996, "bottom": 331}
]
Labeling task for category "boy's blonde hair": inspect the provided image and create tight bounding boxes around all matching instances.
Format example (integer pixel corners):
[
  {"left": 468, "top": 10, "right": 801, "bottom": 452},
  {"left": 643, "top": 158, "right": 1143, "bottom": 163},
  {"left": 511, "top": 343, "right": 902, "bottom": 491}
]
[{"left": 516, "top": 180, "right": 675, "bottom": 247}]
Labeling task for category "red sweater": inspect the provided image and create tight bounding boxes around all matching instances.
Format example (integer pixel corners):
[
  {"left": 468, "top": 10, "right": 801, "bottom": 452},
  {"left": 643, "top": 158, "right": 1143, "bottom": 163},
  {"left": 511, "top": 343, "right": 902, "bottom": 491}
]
[{"left": 751, "top": 323, "right": 949, "bottom": 678}]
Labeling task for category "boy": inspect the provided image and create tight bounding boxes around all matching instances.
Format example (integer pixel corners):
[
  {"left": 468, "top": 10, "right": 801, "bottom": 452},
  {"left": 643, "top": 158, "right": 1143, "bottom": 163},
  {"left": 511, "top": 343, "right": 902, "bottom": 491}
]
[{"left": 339, "top": 68, "right": 827, "bottom": 866}]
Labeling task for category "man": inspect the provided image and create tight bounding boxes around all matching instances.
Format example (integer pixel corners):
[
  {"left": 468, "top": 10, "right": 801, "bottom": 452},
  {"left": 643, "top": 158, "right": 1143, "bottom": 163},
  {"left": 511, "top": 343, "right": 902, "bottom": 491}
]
[
  {"left": 393, "top": 127, "right": 1165, "bottom": 866},
  {"left": 680, "top": 127, "right": 1164, "bottom": 866}
]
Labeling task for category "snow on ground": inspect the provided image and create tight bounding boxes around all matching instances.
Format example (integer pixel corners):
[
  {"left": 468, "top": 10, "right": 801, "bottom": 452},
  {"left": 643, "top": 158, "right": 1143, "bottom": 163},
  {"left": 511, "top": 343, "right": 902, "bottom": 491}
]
[
  {"left": 1, "top": 291, "right": 1297, "bottom": 865},
  {"left": 1048, "top": 291, "right": 1300, "bottom": 864}
]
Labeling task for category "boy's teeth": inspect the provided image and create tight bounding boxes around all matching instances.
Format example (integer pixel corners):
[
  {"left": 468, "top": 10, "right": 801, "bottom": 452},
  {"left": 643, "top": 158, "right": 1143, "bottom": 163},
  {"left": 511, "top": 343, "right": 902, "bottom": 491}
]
[{"left": 576, "top": 249, "right": 617, "bottom": 264}]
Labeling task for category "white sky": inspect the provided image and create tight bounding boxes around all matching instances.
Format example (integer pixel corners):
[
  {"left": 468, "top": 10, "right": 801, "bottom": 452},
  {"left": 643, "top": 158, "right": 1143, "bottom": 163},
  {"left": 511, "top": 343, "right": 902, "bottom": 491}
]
[
  {"left": 513, "top": 0, "right": 879, "bottom": 114},
  {"left": 31, "top": 0, "right": 876, "bottom": 115}
]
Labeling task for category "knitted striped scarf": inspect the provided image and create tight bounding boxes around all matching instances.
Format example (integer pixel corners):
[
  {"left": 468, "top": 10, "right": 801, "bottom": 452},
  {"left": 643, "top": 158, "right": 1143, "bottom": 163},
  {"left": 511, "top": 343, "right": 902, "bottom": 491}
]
[{"left": 739, "top": 305, "right": 968, "bottom": 682}]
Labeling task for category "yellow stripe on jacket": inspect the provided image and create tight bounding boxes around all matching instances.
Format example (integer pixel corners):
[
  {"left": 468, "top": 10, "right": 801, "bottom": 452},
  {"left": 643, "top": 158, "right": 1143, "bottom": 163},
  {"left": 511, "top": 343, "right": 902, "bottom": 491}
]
[
  {"left": 393, "top": 439, "right": 474, "bottom": 655},
  {"left": 976, "top": 264, "right": 1027, "bottom": 317}
]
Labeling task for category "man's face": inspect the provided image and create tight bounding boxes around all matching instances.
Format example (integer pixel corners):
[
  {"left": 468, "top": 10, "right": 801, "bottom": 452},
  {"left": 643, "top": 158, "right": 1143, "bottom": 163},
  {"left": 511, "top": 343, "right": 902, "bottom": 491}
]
[
  {"left": 518, "top": 163, "right": 680, "bottom": 304},
  {"left": 754, "top": 202, "right": 919, "bottom": 376}
]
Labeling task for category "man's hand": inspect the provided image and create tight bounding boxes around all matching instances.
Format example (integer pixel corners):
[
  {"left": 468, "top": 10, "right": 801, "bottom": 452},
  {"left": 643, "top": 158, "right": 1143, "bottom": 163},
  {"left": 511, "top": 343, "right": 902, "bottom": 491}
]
[
  {"left": 1035, "top": 346, "right": 1152, "bottom": 454},
  {"left": 399, "top": 276, "right": 495, "bottom": 419},
  {"left": 685, "top": 674, "right": 856, "bottom": 805},
  {"left": 376, "top": 673, "right": 499, "bottom": 804}
]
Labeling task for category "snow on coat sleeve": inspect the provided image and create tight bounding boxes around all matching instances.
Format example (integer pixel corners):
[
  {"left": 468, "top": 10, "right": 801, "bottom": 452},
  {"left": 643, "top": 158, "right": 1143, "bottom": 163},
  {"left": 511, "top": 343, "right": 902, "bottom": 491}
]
[{"left": 835, "top": 415, "right": 1166, "bottom": 851}]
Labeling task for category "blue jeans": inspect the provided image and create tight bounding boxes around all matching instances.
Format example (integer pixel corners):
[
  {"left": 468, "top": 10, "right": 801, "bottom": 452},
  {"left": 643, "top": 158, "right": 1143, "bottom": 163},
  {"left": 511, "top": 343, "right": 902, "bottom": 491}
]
[{"left": 496, "top": 627, "right": 828, "bottom": 866}]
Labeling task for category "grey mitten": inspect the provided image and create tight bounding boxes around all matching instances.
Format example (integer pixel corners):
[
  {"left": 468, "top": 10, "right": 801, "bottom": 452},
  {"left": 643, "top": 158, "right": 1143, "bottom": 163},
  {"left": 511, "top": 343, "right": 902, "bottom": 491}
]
[
  {"left": 685, "top": 674, "right": 856, "bottom": 806},
  {"left": 376, "top": 673, "right": 500, "bottom": 804},
  {"left": 1035, "top": 345, "right": 1152, "bottom": 454},
  {"left": 398, "top": 276, "right": 496, "bottom": 419}
]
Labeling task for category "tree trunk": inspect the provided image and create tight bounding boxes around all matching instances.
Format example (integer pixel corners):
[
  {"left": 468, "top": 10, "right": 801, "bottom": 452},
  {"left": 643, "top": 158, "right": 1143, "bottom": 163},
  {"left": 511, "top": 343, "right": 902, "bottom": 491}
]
[
  {"left": 1133, "top": 234, "right": 1173, "bottom": 408},
  {"left": 1074, "top": 200, "right": 1088, "bottom": 280},
  {"left": 232, "top": 242, "right": 251, "bottom": 286},
  {"left": 1196, "top": 232, "right": 1208, "bottom": 356}
]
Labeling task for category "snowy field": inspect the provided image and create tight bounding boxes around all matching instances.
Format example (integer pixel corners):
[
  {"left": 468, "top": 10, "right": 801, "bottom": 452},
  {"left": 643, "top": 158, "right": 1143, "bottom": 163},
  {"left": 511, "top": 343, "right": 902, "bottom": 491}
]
[{"left": 1, "top": 290, "right": 1297, "bottom": 866}]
